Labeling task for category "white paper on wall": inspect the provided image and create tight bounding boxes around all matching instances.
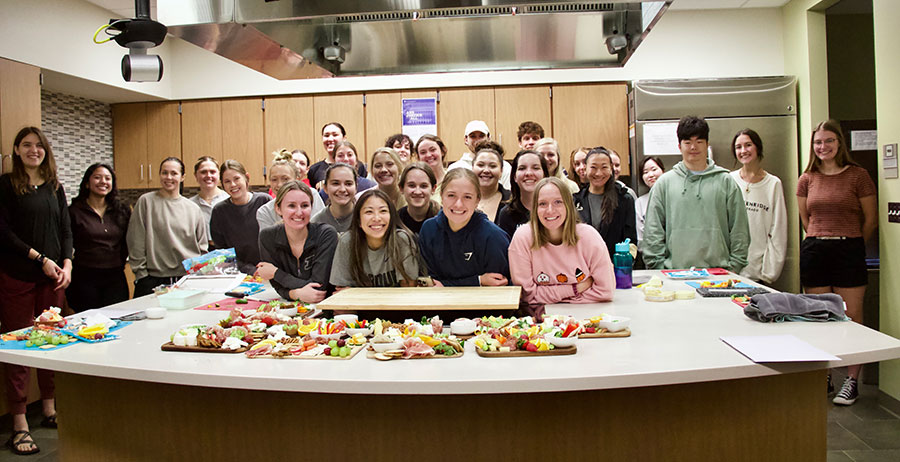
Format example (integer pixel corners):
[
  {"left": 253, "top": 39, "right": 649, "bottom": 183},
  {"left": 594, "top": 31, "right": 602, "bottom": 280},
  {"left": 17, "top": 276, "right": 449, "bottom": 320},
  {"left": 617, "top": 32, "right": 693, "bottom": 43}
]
[{"left": 642, "top": 122, "right": 681, "bottom": 156}]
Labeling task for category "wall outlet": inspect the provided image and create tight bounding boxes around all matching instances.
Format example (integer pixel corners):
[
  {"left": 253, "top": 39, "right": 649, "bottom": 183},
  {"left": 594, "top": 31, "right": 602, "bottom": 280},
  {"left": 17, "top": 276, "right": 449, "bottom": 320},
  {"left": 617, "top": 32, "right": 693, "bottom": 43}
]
[{"left": 890, "top": 202, "right": 900, "bottom": 223}]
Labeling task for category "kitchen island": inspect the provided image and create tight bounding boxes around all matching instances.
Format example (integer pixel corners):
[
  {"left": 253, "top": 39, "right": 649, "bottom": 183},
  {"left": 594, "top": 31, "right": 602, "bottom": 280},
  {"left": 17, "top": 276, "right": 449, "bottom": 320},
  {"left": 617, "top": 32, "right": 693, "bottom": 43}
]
[{"left": 1, "top": 271, "right": 898, "bottom": 461}]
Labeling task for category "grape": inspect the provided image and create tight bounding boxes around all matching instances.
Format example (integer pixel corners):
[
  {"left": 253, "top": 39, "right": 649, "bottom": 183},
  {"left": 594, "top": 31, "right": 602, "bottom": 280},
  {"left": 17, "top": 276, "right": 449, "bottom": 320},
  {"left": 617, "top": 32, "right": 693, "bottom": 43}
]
[
  {"left": 340, "top": 346, "right": 350, "bottom": 357},
  {"left": 330, "top": 347, "right": 339, "bottom": 357},
  {"left": 59, "top": 337, "right": 69, "bottom": 345},
  {"left": 51, "top": 336, "right": 60, "bottom": 345},
  {"left": 323, "top": 347, "right": 331, "bottom": 355},
  {"left": 25, "top": 340, "right": 34, "bottom": 348},
  {"left": 336, "top": 339, "right": 346, "bottom": 347},
  {"left": 328, "top": 340, "right": 338, "bottom": 348},
  {"left": 34, "top": 339, "right": 46, "bottom": 346}
]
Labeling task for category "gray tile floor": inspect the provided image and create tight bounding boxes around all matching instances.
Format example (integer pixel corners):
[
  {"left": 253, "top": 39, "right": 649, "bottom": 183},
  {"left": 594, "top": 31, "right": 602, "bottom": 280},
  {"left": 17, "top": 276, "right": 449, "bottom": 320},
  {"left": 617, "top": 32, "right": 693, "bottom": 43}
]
[{"left": 0, "top": 370, "right": 897, "bottom": 460}]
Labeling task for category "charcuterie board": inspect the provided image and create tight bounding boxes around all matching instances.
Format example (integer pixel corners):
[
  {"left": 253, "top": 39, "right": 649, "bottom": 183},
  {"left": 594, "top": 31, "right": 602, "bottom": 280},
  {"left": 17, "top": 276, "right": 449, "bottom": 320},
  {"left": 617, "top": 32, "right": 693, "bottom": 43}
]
[
  {"left": 475, "top": 345, "right": 577, "bottom": 357},
  {"left": 365, "top": 348, "right": 463, "bottom": 360},
  {"left": 160, "top": 342, "right": 249, "bottom": 353},
  {"left": 318, "top": 286, "right": 521, "bottom": 311},
  {"left": 247, "top": 344, "right": 365, "bottom": 360}
]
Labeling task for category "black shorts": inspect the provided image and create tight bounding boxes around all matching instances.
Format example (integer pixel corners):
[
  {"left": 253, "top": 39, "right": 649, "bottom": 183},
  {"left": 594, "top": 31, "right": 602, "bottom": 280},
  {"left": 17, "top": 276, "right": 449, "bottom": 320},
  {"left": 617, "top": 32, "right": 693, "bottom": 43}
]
[{"left": 799, "top": 237, "right": 867, "bottom": 288}]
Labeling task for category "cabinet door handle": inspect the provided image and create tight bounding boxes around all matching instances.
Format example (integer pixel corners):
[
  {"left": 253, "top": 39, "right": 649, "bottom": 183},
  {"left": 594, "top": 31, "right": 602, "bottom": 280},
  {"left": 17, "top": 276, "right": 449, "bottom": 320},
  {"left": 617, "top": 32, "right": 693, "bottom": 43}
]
[
  {"left": 140, "top": 164, "right": 144, "bottom": 180},
  {"left": 149, "top": 164, "right": 152, "bottom": 180}
]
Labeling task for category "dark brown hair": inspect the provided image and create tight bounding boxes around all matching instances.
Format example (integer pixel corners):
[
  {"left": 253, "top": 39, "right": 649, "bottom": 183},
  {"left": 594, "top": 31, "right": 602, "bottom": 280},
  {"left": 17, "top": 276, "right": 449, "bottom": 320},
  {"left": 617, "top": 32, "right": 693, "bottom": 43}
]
[
  {"left": 347, "top": 189, "right": 418, "bottom": 286},
  {"left": 10, "top": 127, "right": 58, "bottom": 195},
  {"left": 804, "top": 120, "right": 858, "bottom": 173},
  {"left": 586, "top": 147, "right": 618, "bottom": 225}
]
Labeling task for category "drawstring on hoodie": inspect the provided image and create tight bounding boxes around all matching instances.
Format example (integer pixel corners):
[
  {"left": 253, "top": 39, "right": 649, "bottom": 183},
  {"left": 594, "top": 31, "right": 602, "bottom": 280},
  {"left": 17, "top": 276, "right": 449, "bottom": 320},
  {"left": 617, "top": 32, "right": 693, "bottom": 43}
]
[{"left": 680, "top": 171, "right": 705, "bottom": 200}]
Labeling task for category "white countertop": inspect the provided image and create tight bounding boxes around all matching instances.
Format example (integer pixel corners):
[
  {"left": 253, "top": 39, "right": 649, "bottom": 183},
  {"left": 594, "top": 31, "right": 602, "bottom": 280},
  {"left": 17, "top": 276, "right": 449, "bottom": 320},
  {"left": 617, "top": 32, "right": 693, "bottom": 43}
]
[{"left": 1, "top": 272, "right": 898, "bottom": 395}]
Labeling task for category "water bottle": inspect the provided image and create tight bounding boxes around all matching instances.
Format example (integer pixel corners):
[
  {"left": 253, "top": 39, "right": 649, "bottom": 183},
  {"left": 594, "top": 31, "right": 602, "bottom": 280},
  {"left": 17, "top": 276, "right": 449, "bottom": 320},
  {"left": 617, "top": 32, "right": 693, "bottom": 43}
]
[{"left": 614, "top": 238, "right": 633, "bottom": 289}]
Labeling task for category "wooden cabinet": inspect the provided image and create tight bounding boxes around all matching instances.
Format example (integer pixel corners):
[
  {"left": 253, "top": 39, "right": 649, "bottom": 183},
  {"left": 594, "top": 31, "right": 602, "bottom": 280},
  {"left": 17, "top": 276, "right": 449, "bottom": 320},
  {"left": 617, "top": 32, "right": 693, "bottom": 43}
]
[
  {"left": 0, "top": 58, "right": 41, "bottom": 171},
  {"left": 263, "top": 95, "right": 315, "bottom": 166},
  {"left": 494, "top": 85, "right": 552, "bottom": 159},
  {"left": 313, "top": 93, "right": 364, "bottom": 163},
  {"left": 437, "top": 88, "right": 495, "bottom": 163},
  {"left": 363, "top": 90, "right": 438, "bottom": 157},
  {"left": 146, "top": 102, "right": 181, "bottom": 184},
  {"left": 180, "top": 100, "right": 223, "bottom": 188},
  {"left": 112, "top": 103, "right": 149, "bottom": 189},
  {"left": 551, "top": 83, "right": 630, "bottom": 173},
  {"left": 222, "top": 98, "right": 265, "bottom": 185}
]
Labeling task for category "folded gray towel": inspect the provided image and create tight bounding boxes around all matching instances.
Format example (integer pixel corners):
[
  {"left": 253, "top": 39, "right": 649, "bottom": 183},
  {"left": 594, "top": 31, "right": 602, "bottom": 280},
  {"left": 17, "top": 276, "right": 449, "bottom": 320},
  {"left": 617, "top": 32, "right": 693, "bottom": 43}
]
[{"left": 744, "top": 293, "right": 849, "bottom": 323}]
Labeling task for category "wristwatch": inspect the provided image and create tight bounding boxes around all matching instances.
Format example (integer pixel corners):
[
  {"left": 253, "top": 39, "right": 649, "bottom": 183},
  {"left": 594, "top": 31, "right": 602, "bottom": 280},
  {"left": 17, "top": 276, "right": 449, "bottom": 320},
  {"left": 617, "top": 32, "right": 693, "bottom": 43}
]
[{"left": 35, "top": 253, "right": 46, "bottom": 266}]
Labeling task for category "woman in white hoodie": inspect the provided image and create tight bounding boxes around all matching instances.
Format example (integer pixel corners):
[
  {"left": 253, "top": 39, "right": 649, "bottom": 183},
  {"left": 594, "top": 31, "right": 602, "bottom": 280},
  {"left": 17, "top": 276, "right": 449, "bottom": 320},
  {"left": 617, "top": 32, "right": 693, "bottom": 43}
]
[{"left": 729, "top": 128, "right": 787, "bottom": 284}]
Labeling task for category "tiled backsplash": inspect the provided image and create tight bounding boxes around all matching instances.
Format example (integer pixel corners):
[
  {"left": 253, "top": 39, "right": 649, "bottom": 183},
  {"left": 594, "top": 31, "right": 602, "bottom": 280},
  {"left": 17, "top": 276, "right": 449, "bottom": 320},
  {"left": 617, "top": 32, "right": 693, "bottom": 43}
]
[{"left": 40, "top": 89, "right": 114, "bottom": 197}]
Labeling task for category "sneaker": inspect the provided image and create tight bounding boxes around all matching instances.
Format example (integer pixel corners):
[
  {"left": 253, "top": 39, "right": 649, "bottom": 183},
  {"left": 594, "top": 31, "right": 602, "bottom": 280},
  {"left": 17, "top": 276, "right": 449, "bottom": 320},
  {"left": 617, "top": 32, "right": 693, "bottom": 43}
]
[
  {"left": 827, "top": 373, "right": 834, "bottom": 395},
  {"left": 833, "top": 377, "right": 858, "bottom": 405}
]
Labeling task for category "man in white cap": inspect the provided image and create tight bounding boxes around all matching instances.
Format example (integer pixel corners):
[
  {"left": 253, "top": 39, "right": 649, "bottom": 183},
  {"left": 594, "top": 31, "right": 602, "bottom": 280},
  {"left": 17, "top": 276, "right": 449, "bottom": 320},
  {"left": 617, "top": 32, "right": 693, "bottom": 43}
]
[{"left": 448, "top": 120, "right": 512, "bottom": 189}]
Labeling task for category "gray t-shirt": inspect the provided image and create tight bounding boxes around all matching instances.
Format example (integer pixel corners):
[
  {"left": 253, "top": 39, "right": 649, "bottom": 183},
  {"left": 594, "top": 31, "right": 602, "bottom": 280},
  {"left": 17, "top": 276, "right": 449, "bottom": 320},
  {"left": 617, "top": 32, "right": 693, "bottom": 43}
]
[
  {"left": 312, "top": 207, "right": 353, "bottom": 233},
  {"left": 588, "top": 192, "right": 605, "bottom": 228},
  {"left": 330, "top": 230, "right": 418, "bottom": 287}
]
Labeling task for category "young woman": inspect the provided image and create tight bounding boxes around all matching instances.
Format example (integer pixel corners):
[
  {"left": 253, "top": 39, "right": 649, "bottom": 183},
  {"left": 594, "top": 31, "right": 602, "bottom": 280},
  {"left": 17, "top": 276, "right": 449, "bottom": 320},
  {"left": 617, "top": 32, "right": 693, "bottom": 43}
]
[
  {"left": 573, "top": 147, "right": 637, "bottom": 258},
  {"left": 568, "top": 147, "right": 590, "bottom": 190},
  {"left": 385, "top": 133, "right": 413, "bottom": 165},
  {"left": 257, "top": 180, "right": 338, "bottom": 302},
  {"left": 608, "top": 149, "right": 638, "bottom": 200},
  {"left": 471, "top": 141, "right": 509, "bottom": 222},
  {"left": 330, "top": 189, "right": 420, "bottom": 288},
  {"left": 209, "top": 160, "right": 271, "bottom": 274},
  {"left": 0, "top": 127, "right": 71, "bottom": 454},
  {"left": 320, "top": 141, "right": 376, "bottom": 201},
  {"left": 797, "top": 120, "right": 876, "bottom": 406},
  {"left": 509, "top": 177, "right": 615, "bottom": 305},
  {"left": 312, "top": 163, "right": 358, "bottom": 233},
  {"left": 188, "top": 156, "right": 228, "bottom": 244},
  {"left": 534, "top": 138, "right": 580, "bottom": 193},
  {"left": 291, "top": 149, "right": 311, "bottom": 185},
  {"left": 307, "top": 123, "right": 367, "bottom": 186},
  {"left": 729, "top": 129, "right": 787, "bottom": 284},
  {"left": 368, "top": 147, "right": 405, "bottom": 208},
  {"left": 258, "top": 155, "right": 325, "bottom": 231},
  {"left": 127, "top": 157, "right": 208, "bottom": 297},
  {"left": 635, "top": 156, "right": 665, "bottom": 243},
  {"left": 397, "top": 162, "right": 440, "bottom": 234},
  {"left": 496, "top": 150, "right": 548, "bottom": 238},
  {"left": 415, "top": 135, "right": 448, "bottom": 195},
  {"left": 67, "top": 163, "right": 131, "bottom": 312},
  {"left": 418, "top": 168, "right": 510, "bottom": 287}
]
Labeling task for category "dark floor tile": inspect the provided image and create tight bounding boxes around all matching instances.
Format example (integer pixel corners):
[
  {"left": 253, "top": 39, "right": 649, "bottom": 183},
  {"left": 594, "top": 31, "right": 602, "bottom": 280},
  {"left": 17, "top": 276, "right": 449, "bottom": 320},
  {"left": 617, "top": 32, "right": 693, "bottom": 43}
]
[
  {"left": 848, "top": 399, "right": 900, "bottom": 422},
  {"left": 827, "top": 450, "right": 854, "bottom": 462},
  {"left": 843, "top": 449, "right": 900, "bottom": 462},
  {"left": 831, "top": 403, "right": 864, "bottom": 425},
  {"left": 828, "top": 421, "right": 871, "bottom": 451},
  {"left": 34, "top": 449, "right": 59, "bottom": 462},
  {"left": 839, "top": 420, "right": 900, "bottom": 450}
]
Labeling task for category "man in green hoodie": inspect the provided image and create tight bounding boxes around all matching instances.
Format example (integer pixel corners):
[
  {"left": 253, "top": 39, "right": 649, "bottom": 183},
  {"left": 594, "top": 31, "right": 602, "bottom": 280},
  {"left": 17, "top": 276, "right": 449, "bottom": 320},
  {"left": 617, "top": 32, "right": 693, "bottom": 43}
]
[{"left": 642, "top": 116, "right": 750, "bottom": 271}]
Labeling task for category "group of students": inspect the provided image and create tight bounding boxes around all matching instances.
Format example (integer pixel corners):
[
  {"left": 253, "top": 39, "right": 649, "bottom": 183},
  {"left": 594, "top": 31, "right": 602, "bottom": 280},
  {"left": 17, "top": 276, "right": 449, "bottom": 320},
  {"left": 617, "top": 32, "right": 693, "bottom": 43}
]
[{"left": 0, "top": 114, "right": 878, "bottom": 452}]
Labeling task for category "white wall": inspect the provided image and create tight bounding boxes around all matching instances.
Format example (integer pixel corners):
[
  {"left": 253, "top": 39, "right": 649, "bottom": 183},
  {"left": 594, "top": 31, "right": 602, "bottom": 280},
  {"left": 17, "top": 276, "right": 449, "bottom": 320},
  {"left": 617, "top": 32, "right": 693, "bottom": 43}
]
[{"left": 1, "top": 1, "right": 785, "bottom": 102}]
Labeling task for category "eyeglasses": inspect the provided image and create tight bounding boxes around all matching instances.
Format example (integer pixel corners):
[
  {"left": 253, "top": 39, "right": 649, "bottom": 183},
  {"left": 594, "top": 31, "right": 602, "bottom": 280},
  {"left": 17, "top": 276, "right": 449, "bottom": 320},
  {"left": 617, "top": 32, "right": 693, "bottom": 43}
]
[{"left": 813, "top": 138, "right": 837, "bottom": 146}]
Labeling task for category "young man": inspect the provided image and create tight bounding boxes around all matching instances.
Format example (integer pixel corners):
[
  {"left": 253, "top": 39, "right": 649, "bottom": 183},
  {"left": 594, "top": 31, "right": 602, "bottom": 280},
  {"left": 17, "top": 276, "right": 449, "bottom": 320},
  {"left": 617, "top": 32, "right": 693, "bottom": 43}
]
[
  {"left": 608, "top": 149, "right": 638, "bottom": 200},
  {"left": 642, "top": 116, "right": 750, "bottom": 271},
  {"left": 517, "top": 121, "right": 544, "bottom": 150},
  {"left": 448, "top": 120, "right": 511, "bottom": 189}
]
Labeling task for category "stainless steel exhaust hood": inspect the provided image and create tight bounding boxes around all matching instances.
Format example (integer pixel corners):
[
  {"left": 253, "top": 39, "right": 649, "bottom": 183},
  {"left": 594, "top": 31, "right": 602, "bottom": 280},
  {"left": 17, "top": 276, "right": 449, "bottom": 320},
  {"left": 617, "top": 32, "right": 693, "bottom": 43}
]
[{"left": 160, "top": 0, "right": 670, "bottom": 79}]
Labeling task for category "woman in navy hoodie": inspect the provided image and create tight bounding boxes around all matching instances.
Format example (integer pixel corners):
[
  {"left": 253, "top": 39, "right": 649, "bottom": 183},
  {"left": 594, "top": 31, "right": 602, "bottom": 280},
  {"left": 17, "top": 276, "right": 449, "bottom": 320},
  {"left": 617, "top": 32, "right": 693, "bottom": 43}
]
[{"left": 418, "top": 169, "right": 510, "bottom": 286}]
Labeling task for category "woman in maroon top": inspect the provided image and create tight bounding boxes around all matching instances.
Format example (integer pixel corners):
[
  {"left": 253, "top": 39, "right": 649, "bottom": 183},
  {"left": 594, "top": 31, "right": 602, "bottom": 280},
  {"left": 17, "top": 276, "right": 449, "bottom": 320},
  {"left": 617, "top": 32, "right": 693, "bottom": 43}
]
[
  {"left": 797, "top": 120, "right": 876, "bottom": 406},
  {"left": 67, "top": 163, "right": 131, "bottom": 311}
]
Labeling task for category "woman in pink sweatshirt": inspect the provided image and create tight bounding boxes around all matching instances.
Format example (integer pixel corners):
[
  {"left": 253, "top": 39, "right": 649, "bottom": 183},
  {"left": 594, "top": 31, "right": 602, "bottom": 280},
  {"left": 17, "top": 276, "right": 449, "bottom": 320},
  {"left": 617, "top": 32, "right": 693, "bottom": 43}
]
[{"left": 509, "top": 177, "right": 615, "bottom": 305}]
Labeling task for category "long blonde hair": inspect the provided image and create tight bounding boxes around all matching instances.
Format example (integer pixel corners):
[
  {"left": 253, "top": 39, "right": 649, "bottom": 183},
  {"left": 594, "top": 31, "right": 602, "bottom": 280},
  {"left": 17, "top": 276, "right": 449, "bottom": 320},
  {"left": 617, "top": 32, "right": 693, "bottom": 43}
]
[{"left": 530, "top": 177, "right": 580, "bottom": 249}]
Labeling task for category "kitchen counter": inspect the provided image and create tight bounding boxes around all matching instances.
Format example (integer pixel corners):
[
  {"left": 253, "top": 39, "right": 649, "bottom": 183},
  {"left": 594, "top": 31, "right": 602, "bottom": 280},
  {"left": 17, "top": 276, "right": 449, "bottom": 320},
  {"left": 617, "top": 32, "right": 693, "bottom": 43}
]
[{"left": 2, "top": 271, "right": 898, "bottom": 461}]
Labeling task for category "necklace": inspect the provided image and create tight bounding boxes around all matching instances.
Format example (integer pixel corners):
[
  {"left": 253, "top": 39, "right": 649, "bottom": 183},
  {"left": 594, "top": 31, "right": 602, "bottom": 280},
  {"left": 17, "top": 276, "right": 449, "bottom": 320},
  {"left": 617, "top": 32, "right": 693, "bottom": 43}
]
[{"left": 740, "top": 169, "right": 764, "bottom": 192}]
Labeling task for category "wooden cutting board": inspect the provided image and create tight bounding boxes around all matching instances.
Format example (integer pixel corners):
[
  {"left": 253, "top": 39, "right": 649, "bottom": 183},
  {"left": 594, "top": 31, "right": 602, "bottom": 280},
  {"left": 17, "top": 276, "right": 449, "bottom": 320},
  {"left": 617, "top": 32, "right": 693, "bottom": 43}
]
[
  {"left": 160, "top": 342, "right": 248, "bottom": 353},
  {"left": 317, "top": 286, "right": 522, "bottom": 311},
  {"left": 246, "top": 344, "right": 366, "bottom": 360},
  {"left": 475, "top": 345, "right": 576, "bottom": 357},
  {"left": 579, "top": 328, "right": 631, "bottom": 338},
  {"left": 365, "top": 348, "right": 463, "bottom": 360}
]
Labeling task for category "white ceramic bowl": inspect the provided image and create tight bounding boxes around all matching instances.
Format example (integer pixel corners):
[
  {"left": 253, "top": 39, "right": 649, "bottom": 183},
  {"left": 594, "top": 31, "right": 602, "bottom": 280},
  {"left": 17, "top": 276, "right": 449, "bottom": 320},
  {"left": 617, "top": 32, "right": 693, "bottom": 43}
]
[
  {"left": 345, "top": 327, "right": 373, "bottom": 337},
  {"left": 334, "top": 314, "right": 358, "bottom": 325},
  {"left": 371, "top": 341, "right": 403, "bottom": 353},
  {"left": 545, "top": 333, "right": 578, "bottom": 348},
  {"left": 450, "top": 318, "right": 476, "bottom": 335},
  {"left": 595, "top": 316, "right": 631, "bottom": 332},
  {"left": 277, "top": 306, "right": 298, "bottom": 317},
  {"left": 309, "top": 332, "right": 344, "bottom": 341},
  {"left": 145, "top": 307, "right": 166, "bottom": 319}
]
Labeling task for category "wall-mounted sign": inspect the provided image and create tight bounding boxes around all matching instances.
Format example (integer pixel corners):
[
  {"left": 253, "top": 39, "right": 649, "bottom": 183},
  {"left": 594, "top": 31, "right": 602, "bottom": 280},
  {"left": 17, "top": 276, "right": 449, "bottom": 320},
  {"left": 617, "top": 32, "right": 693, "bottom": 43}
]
[{"left": 402, "top": 98, "right": 437, "bottom": 145}]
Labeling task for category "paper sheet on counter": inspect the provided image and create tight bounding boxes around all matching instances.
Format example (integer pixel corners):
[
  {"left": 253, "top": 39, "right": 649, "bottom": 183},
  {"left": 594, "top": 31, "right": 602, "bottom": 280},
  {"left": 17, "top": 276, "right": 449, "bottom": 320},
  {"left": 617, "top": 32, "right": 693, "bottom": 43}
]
[{"left": 720, "top": 335, "right": 840, "bottom": 363}]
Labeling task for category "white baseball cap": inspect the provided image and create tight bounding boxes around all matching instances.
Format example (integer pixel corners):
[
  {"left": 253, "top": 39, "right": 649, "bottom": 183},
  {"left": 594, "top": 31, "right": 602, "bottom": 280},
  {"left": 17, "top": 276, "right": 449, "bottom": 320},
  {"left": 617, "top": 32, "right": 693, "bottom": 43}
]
[{"left": 465, "top": 120, "right": 490, "bottom": 137}]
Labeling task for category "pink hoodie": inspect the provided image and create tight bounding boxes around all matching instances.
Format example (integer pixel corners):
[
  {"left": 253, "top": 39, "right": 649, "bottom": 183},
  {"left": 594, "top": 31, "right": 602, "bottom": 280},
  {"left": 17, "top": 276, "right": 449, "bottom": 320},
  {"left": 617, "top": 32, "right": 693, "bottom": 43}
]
[{"left": 508, "top": 223, "right": 615, "bottom": 304}]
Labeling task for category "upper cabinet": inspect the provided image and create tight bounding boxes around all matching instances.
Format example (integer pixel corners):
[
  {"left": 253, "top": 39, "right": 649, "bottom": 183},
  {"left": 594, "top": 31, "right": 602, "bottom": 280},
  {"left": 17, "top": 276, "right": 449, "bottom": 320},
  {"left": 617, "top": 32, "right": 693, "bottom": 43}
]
[
  {"left": 551, "top": 83, "right": 630, "bottom": 173},
  {"left": 313, "top": 93, "right": 364, "bottom": 164},
  {"left": 181, "top": 99, "right": 223, "bottom": 188},
  {"left": 437, "top": 87, "right": 495, "bottom": 163},
  {"left": 113, "top": 102, "right": 181, "bottom": 189},
  {"left": 181, "top": 98, "right": 265, "bottom": 186},
  {"left": 494, "top": 86, "right": 552, "bottom": 158},
  {"left": 263, "top": 95, "right": 316, "bottom": 166},
  {"left": 0, "top": 58, "right": 41, "bottom": 170},
  {"left": 146, "top": 102, "right": 181, "bottom": 181}
]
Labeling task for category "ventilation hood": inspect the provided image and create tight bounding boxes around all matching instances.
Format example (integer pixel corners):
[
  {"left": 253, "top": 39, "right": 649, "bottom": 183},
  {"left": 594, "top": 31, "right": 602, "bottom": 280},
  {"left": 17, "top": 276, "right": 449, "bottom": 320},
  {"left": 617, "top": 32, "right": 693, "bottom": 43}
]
[{"left": 159, "top": 0, "right": 670, "bottom": 79}]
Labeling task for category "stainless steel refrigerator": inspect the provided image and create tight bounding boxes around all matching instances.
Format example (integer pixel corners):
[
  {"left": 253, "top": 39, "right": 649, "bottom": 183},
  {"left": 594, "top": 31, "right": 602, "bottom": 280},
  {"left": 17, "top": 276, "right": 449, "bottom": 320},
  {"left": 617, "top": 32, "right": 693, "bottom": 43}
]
[{"left": 628, "top": 76, "right": 800, "bottom": 293}]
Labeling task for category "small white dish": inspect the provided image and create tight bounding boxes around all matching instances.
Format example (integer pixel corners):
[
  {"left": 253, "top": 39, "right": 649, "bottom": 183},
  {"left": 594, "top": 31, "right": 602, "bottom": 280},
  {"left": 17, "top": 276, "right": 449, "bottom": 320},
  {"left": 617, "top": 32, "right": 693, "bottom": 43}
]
[
  {"left": 545, "top": 333, "right": 578, "bottom": 348},
  {"left": 345, "top": 327, "right": 373, "bottom": 337},
  {"left": 334, "top": 314, "right": 358, "bottom": 325},
  {"left": 595, "top": 316, "right": 631, "bottom": 332},
  {"left": 145, "top": 307, "right": 166, "bottom": 319},
  {"left": 277, "top": 306, "right": 298, "bottom": 317},
  {"left": 371, "top": 341, "right": 403, "bottom": 353},
  {"left": 450, "top": 318, "right": 477, "bottom": 335}
]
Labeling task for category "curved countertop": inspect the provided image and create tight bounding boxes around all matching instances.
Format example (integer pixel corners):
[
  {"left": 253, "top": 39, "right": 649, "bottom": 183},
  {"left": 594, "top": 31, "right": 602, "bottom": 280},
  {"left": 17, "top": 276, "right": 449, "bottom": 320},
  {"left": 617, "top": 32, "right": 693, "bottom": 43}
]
[{"left": 1, "top": 271, "right": 898, "bottom": 395}]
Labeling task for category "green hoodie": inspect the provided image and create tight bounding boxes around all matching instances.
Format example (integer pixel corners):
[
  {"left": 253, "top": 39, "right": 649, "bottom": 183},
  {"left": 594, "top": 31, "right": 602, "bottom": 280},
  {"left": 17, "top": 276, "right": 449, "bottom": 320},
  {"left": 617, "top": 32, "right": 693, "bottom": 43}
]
[{"left": 642, "top": 159, "right": 749, "bottom": 271}]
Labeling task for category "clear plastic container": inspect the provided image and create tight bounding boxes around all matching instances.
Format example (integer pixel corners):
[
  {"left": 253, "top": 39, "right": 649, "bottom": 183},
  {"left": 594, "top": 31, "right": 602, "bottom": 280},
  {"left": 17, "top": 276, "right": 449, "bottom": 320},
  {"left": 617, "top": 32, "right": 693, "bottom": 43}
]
[{"left": 157, "top": 289, "right": 206, "bottom": 310}]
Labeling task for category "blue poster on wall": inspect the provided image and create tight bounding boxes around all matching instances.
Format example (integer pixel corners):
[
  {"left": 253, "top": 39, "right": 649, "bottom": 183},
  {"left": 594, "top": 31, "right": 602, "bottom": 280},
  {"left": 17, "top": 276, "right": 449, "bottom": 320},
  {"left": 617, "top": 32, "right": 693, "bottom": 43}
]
[{"left": 402, "top": 98, "right": 437, "bottom": 144}]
